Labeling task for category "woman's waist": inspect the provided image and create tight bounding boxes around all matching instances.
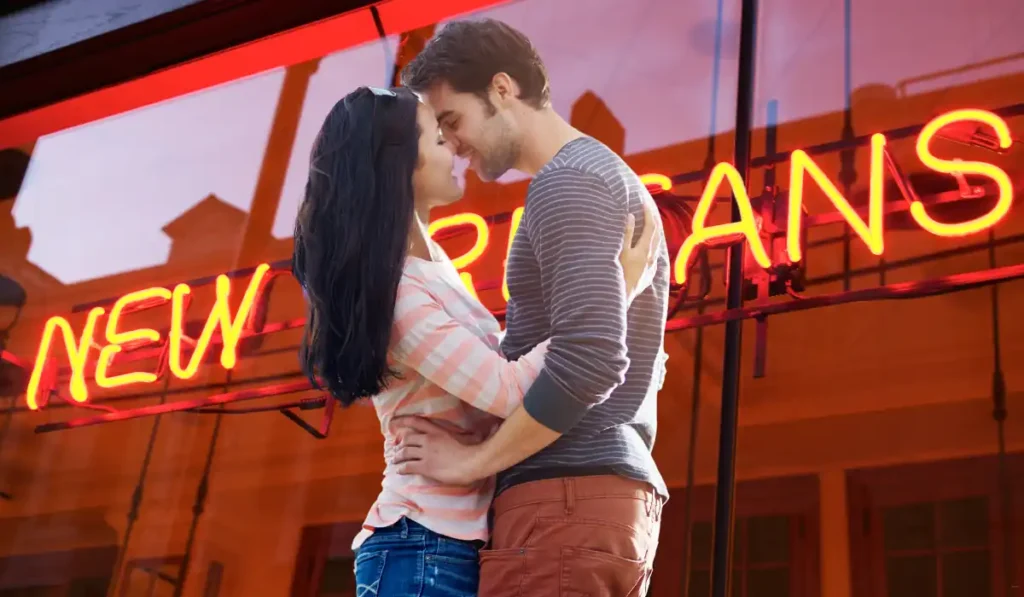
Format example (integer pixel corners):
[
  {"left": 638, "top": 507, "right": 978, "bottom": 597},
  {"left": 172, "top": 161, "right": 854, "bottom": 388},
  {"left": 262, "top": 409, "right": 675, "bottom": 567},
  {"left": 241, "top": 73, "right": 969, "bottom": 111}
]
[
  {"left": 378, "top": 473, "right": 494, "bottom": 506},
  {"left": 364, "top": 479, "right": 494, "bottom": 533}
]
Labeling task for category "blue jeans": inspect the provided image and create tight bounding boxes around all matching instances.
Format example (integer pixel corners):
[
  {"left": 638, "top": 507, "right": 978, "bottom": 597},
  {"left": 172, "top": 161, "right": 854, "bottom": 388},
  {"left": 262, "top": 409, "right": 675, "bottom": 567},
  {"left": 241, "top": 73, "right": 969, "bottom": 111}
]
[{"left": 354, "top": 518, "right": 482, "bottom": 597}]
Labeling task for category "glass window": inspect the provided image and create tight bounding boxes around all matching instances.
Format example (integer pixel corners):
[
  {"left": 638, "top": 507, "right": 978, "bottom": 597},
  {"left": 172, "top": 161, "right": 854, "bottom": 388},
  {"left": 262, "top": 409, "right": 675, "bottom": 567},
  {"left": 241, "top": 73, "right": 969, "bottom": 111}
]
[
  {"left": 687, "top": 516, "right": 795, "bottom": 597},
  {"left": 881, "top": 497, "right": 993, "bottom": 597},
  {"left": 317, "top": 557, "right": 356, "bottom": 597},
  {"left": 849, "top": 458, "right": 1021, "bottom": 597}
]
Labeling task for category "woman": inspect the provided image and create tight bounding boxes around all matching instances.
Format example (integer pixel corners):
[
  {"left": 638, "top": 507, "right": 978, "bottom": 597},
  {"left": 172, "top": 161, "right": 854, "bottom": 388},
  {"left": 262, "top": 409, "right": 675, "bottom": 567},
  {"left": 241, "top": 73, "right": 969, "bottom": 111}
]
[{"left": 291, "top": 86, "right": 659, "bottom": 597}]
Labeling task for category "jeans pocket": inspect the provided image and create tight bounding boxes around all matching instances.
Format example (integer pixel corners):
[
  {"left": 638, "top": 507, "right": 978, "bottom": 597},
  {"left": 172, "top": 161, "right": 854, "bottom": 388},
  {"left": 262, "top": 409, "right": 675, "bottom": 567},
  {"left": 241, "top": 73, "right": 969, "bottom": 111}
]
[
  {"left": 560, "top": 546, "right": 646, "bottom": 597},
  {"left": 354, "top": 550, "right": 388, "bottom": 597},
  {"left": 424, "top": 552, "right": 479, "bottom": 597},
  {"left": 478, "top": 548, "right": 526, "bottom": 597}
]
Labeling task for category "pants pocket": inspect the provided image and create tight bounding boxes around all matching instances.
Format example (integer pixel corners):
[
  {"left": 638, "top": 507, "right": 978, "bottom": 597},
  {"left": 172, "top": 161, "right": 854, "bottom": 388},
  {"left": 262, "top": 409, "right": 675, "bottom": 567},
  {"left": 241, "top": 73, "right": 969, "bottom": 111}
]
[
  {"left": 424, "top": 553, "right": 479, "bottom": 597},
  {"left": 354, "top": 550, "right": 388, "bottom": 597},
  {"left": 560, "top": 546, "right": 646, "bottom": 597},
  {"left": 478, "top": 548, "right": 526, "bottom": 597}
]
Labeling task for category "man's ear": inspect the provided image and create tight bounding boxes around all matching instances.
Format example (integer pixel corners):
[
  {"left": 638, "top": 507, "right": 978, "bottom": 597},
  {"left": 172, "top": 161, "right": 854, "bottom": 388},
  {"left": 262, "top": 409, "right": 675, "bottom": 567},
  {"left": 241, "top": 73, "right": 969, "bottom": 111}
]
[{"left": 491, "top": 72, "right": 520, "bottom": 104}]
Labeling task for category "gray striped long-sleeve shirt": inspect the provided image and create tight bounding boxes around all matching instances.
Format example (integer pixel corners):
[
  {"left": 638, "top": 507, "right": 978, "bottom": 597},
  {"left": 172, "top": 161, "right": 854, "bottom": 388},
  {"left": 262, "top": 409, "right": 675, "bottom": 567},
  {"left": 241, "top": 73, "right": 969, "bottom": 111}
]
[{"left": 498, "top": 136, "right": 670, "bottom": 499}]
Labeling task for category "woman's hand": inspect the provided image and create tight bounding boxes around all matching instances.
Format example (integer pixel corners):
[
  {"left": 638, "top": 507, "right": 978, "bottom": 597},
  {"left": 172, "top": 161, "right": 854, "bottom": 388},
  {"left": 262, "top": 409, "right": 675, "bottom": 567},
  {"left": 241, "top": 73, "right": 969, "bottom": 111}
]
[{"left": 619, "top": 199, "right": 663, "bottom": 306}]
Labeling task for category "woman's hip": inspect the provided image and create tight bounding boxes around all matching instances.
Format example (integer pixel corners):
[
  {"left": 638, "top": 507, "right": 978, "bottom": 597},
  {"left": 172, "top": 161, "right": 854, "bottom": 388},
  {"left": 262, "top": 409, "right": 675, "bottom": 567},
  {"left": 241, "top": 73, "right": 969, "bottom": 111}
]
[{"left": 355, "top": 517, "right": 482, "bottom": 597}]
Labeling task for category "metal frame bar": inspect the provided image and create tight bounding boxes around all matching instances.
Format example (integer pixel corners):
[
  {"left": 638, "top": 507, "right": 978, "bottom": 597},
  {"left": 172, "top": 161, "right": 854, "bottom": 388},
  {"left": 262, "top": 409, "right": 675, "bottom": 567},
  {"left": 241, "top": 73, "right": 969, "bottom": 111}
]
[{"left": 708, "top": 1, "right": 758, "bottom": 595}]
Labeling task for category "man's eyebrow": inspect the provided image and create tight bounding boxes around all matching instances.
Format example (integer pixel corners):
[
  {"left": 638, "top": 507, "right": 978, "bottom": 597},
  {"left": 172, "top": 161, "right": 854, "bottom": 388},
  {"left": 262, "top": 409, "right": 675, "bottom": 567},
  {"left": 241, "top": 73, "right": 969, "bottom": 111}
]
[{"left": 436, "top": 110, "right": 454, "bottom": 123}]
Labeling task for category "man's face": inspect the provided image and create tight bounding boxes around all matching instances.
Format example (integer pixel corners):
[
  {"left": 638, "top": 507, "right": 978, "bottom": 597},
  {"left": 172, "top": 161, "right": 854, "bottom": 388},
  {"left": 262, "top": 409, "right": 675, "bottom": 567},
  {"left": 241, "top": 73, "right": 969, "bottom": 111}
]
[{"left": 423, "top": 81, "right": 521, "bottom": 182}]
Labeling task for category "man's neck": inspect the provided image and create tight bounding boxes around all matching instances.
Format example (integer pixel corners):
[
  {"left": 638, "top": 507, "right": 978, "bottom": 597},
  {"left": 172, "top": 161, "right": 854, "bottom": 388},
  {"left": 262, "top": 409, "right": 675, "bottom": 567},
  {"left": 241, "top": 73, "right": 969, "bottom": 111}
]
[{"left": 515, "top": 107, "right": 585, "bottom": 176}]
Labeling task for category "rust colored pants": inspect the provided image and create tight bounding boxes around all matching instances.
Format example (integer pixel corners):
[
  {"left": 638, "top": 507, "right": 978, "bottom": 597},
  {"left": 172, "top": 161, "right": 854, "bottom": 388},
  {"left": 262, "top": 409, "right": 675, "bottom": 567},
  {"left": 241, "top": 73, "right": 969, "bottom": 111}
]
[{"left": 479, "top": 475, "right": 663, "bottom": 597}]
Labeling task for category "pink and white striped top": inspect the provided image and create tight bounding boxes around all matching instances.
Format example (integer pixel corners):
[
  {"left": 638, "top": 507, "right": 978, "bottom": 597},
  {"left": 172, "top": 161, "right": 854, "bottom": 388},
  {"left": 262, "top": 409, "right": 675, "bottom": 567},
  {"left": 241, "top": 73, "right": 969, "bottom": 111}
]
[{"left": 352, "top": 253, "right": 548, "bottom": 549}]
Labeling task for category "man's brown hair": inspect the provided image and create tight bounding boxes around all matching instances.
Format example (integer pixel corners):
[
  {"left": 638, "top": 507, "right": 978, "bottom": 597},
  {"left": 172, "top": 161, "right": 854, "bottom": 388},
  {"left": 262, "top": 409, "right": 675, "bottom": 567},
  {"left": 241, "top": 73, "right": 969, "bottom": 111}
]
[{"left": 401, "top": 19, "right": 550, "bottom": 110}]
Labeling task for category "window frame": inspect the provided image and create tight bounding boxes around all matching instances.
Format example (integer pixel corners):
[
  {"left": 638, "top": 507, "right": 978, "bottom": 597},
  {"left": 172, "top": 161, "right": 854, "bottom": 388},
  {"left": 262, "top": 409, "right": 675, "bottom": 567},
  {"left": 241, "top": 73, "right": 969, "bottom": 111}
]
[
  {"left": 847, "top": 453, "right": 1024, "bottom": 597},
  {"left": 289, "top": 522, "right": 363, "bottom": 597},
  {"left": 0, "top": 545, "right": 117, "bottom": 595},
  {"left": 653, "top": 475, "right": 821, "bottom": 597}
]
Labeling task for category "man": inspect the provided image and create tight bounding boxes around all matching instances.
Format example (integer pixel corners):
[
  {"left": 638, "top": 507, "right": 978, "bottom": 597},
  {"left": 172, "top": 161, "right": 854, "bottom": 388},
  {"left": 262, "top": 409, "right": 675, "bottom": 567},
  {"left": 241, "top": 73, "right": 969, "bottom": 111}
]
[{"left": 393, "top": 18, "right": 670, "bottom": 597}]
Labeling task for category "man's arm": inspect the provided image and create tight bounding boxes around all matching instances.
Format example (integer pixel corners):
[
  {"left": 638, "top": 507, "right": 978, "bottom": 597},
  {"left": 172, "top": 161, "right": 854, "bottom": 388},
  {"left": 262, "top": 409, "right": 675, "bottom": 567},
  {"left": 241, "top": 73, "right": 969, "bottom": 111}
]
[
  {"left": 458, "top": 189, "right": 659, "bottom": 477},
  {"left": 455, "top": 168, "right": 633, "bottom": 476},
  {"left": 519, "top": 167, "right": 632, "bottom": 433},
  {"left": 391, "top": 174, "right": 649, "bottom": 484}
]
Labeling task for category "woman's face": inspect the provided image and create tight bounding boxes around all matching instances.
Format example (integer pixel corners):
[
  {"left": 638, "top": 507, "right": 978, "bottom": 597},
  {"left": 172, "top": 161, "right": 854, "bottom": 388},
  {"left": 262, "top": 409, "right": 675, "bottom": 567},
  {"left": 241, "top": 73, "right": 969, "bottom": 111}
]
[{"left": 412, "top": 103, "right": 463, "bottom": 210}]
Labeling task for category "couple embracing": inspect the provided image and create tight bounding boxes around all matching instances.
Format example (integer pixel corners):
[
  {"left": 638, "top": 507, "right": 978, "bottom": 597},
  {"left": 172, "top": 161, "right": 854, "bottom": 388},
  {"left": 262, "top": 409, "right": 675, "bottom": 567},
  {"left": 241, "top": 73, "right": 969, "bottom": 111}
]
[{"left": 292, "top": 18, "right": 670, "bottom": 597}]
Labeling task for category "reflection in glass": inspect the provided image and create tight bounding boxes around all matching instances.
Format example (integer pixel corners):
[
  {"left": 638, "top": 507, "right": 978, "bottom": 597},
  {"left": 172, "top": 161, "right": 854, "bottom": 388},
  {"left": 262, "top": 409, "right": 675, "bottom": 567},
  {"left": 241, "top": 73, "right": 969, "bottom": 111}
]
[
  {"left": 886, "top": 555, "right": 937, "bottom": 597},
  {"left": 884, "top": 503, "right": 936, "bottom": 552},
  {"left": 938, "top": 498, "right": 988, "bottom": 549}
]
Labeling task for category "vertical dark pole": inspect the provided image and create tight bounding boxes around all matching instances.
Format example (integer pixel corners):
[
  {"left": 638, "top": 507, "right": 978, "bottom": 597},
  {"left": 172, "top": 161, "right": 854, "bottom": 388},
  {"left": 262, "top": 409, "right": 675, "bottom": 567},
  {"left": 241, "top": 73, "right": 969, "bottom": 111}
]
[
  {"left": 107, "top": 371, "right": 171, "bottom": 597},
  {"left": 987, "top": 231, "right": 1016, "bottom": 597},
  {"left": 839, "top": 0, "right": 854, "bottom": 291},
  {"left": 679, "top": 311, "right": 704, "bottom": 597},
  {"left": 709, "top": 0, "right": 758, "bottom": 596}
]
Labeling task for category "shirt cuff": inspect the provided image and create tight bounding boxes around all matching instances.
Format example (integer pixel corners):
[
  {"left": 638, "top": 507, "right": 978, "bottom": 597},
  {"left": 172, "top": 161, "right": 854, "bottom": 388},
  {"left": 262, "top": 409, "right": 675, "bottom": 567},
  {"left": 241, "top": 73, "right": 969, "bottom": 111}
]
[{"left": 522, "top": 369, "right": 591, "bottom": 433}]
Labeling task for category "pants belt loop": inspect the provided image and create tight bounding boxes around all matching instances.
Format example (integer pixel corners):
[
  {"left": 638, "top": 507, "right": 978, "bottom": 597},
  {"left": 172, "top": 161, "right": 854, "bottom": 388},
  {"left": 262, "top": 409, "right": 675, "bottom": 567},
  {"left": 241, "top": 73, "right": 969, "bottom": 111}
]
[
  {"left": 400, "top": 517, "right": 409, "bottom": 539},
  {"left": 564, "top": 478, "right": 575, "bottom": 516}
]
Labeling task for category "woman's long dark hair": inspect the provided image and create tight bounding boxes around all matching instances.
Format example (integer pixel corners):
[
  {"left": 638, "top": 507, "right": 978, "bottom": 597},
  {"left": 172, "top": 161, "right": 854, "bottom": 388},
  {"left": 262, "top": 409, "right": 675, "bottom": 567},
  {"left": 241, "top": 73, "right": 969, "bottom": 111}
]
[{"left": 292, "top": 87, "right": 421, "bottom": 406}]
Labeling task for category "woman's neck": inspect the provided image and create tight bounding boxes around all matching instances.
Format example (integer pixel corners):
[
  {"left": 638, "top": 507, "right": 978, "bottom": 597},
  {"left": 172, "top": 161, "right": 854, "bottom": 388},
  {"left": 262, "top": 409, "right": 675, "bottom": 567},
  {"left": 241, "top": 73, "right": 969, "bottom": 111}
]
[{"left": 407, "top": 205, "right": 435, "bottom": 261}]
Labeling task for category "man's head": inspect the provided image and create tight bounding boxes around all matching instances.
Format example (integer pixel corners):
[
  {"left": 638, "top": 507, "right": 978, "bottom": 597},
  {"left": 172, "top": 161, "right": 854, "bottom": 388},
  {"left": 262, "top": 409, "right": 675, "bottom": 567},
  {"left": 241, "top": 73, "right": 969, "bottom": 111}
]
[{"left": 402, "top": 19, "right": 550, "bottom": 181}]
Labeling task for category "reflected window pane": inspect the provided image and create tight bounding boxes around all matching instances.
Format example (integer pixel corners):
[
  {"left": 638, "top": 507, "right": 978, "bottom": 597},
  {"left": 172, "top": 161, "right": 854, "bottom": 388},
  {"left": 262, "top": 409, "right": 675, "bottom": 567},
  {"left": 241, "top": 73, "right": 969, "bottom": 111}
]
[
  {"left": 938, "top": 498, "right": 988, "bottom": 549},
  {"left": 691, "top": 522, "right": 713, "bottom": 565},
  {"left": 319, "top": 557, "right": 356, "bottom": 597},
  {"left": 684, "top": 568, "right": 742, "bottom": 597},
  {"left": 747, "top": 516, "right": 790, "bottom": 564},
  {"left": 884, "top": 503, "right": 936, "bottom": 551},
  {"left": 66, "top": 578, "right": 111, "bottom": 597},
  {"left": 941, "top": 551, "right": 991, "bottom": 597},
  {"left": 747, "top": 567, "right": 790, "bottom": 597},
  {"left": 886, "top": 555, "right": 937, "bottom": 597},
  {"left": 690, "top": 521, "right": 743, "bottom": 567},
  {"left": 688, "top": 569, "right": 711, "bottom": 597}
]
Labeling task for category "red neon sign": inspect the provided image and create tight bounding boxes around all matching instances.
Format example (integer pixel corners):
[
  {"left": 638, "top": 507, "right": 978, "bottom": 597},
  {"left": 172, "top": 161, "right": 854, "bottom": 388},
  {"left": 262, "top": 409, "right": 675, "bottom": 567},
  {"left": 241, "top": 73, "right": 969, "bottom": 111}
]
[{"left": 21, "top": 109, "right": 1015, "bottom": 411}]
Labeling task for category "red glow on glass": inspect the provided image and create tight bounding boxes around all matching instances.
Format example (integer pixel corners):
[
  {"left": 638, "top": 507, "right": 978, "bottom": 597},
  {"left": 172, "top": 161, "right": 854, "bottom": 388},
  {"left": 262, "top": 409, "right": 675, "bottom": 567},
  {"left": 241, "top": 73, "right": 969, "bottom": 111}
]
[{"left": 20, "top": 112, "right": 1016, "bottom": 410}]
